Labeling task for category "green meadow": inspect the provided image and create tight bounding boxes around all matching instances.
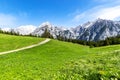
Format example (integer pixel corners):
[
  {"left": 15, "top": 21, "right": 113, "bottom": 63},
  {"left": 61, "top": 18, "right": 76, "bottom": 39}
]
[
  {"left": 0, "top": 34, "right": 120, "bottom": 80},
  {"left": 0, "top": 34, "right": 44, "bottom": 52}
]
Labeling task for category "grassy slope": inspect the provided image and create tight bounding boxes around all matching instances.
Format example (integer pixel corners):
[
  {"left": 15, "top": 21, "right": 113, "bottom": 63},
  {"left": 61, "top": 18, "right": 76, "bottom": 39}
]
[
  {"left": 0, "top": 34, "right": 120, "bottom": 79},
  {"left": 0, "top": 40, "right": 90, "bottom": 79},
  {"left": 54, "top": 51, "right": 120, "bottom": 80},
  {"left": 91, "top": 44, "right": 120, "bottom": 53},
  {"left": 0, "top": 34, "right": 44, "bottom": 52}
]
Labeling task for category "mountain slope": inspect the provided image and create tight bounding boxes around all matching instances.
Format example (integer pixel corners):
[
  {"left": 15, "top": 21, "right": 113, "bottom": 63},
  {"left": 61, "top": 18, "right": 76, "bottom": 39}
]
[
  {"left": 32, "top": 19, "right": 120, "bottom": 41},
  {"left": 79, "top": 19, "right": 120, "bottom": 41},
  {"left": 32, "top": 22, "right": 76, "bottom": 39},
  {"left": 14, "top": 25, "right": 36, "bottom": 35}
]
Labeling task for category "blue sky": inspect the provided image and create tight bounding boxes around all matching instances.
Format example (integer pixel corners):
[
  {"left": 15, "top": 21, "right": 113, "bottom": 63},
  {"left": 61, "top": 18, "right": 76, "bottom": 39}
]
[{"left": 0, "top": 0, "right": 120, "bottom": 28}]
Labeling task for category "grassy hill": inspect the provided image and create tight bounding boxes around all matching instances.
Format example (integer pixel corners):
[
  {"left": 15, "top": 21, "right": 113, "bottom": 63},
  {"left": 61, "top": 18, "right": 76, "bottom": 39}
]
[
  {"left": 0, "top": 34, "right": 120, "bottom": 79},
  {"left": 0, "top": 34, "right": 44, "bottom": 52}
]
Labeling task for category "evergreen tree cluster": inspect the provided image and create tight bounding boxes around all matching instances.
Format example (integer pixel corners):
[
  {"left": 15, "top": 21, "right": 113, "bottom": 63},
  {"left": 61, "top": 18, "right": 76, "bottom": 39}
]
[
  {"left": 0, "top": 28, "right": 35, "bottom": 37},
  {"left": 57, "top": 35, "right": 120, "bottom": 48},
  {"left": 0, "top": 28, "right": 54, "bottom": 38},
  {"left": 0, "top": 28, "right": 19, "bottom": 36},
  {"left": 41, "top": 28, "right": 53, "bottom": 38}
]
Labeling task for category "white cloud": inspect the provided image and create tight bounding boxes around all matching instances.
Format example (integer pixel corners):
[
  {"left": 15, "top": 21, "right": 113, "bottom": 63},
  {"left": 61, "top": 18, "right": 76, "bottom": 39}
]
[
  {"left": 0, "top": 13, "right": 16, "bottom": 26},
  {"left": 93, "top": 0, "right": 120, "bottom": 3},
  {"left": 97, "top": 0, "right": 107, "bottom": 1},
  {"left": 73, "top": 5, "right": 120, "bottom": 23},
  {"left": 96, "top": 6, "right": 120, "bottom": 20}
]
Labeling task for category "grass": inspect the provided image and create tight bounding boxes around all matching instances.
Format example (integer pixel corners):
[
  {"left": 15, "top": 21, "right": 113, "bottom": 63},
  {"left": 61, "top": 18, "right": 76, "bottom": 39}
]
[
  {"left": 53, "top": 51, "right": 120, "bottom": 80},
  {"left": 91, "top": 44, "right": 120, "bottom": 53},
  {"left": 0, "top": 34, "right": 44, "bottom": 52},
  {"left": 0, "top": 34, "right": 120, "bottom": 79}
]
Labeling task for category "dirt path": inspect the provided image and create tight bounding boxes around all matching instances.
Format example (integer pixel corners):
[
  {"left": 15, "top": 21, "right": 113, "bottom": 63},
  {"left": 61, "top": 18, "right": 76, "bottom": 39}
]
[{"left": 0, "top": 38, "right": 51, "bottom": 55}]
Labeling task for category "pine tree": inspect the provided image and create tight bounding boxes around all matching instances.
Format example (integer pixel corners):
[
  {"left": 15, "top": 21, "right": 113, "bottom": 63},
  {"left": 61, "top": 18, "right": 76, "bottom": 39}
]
[
  {"left": 0, "top": 28, "right": 3, "bottom": 33},
  {"left": 41, "top": 28, "right": 53, "bottom": 38},
  {"left": 104, "top": 38, "right": 110, "bottom": 46}
]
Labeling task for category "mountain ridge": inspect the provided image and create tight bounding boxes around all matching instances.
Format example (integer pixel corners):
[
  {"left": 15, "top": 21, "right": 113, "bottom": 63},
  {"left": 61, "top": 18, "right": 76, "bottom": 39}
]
[{"left": 1, "top": 19, "right": 120, "bottom": 41}]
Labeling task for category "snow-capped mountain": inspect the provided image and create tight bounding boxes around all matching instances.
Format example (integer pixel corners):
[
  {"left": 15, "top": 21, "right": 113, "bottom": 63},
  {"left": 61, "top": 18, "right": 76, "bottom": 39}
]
[
  {"left": 79, "top": 19, "right": 120, "bottom": 41},
  {"left": 14, "top": 25, "right": 36, "bottom": 35},
  {"left": 1, "top": 19, "right": 120, "bottom": 41},
  {"left": 1, "top": 27, "right": 11, "bottom": 32},
  {"left": 0, "top": 25, "right": 36, "bottom": 35},
  {"left": 28, "top": 19, "right": 120, "bottom": 41},
  {"left": 32, "top": 22, "right": 75, "bottom": 39}
]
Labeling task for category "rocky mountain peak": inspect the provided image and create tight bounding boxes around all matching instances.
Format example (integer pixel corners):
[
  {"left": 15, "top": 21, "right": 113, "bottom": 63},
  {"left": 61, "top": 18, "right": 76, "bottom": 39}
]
[{"left": 39, "top": 22, "right": 52, "bottom": 28}]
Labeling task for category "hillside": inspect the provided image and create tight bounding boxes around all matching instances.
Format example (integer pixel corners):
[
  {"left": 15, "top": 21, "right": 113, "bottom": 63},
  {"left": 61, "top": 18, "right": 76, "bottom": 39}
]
[
  {"left": 0, "top": 33, "right": 44, "bottom": 52},
  {"left": 0, "top": 34, "right": 120, "bottom": 79}
]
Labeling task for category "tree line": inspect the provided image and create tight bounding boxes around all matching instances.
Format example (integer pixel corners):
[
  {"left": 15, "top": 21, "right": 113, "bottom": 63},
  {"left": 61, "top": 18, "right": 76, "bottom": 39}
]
[
  {"left": 40, "top": 29, "right": 120, "bottom": 48},
  {"left": 0, "top": 29, "right": 19, "bottom": 36},
  {"left": 0, "top": 28, "right": 36, "bottom": 37},
  {"left": 57, "top": 35, "right": 120, "bottom": 48},
  {"left": 0, "top": 28, "right": 120, "bottom": 48}
]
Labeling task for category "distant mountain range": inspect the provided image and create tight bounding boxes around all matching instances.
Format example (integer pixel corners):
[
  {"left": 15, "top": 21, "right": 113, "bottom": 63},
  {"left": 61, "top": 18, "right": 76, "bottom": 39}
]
[{"left": 1, "top": 19, "right": 120, "bottom": 41}]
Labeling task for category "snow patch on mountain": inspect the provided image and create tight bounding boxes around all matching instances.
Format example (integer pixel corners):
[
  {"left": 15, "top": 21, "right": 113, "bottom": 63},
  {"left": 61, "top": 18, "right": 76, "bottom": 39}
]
[
  {"left": 39, "top": 22, "right": 52, "bottom": 28},
  {"left": 1, "top": 27, "right": 11, "bottom": 32},
  {"left": 82, "top": 21, "right": 94, "bottom": 28},
  {"left": 15, "top": 25, "right": 36, "bottom": 35}
]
